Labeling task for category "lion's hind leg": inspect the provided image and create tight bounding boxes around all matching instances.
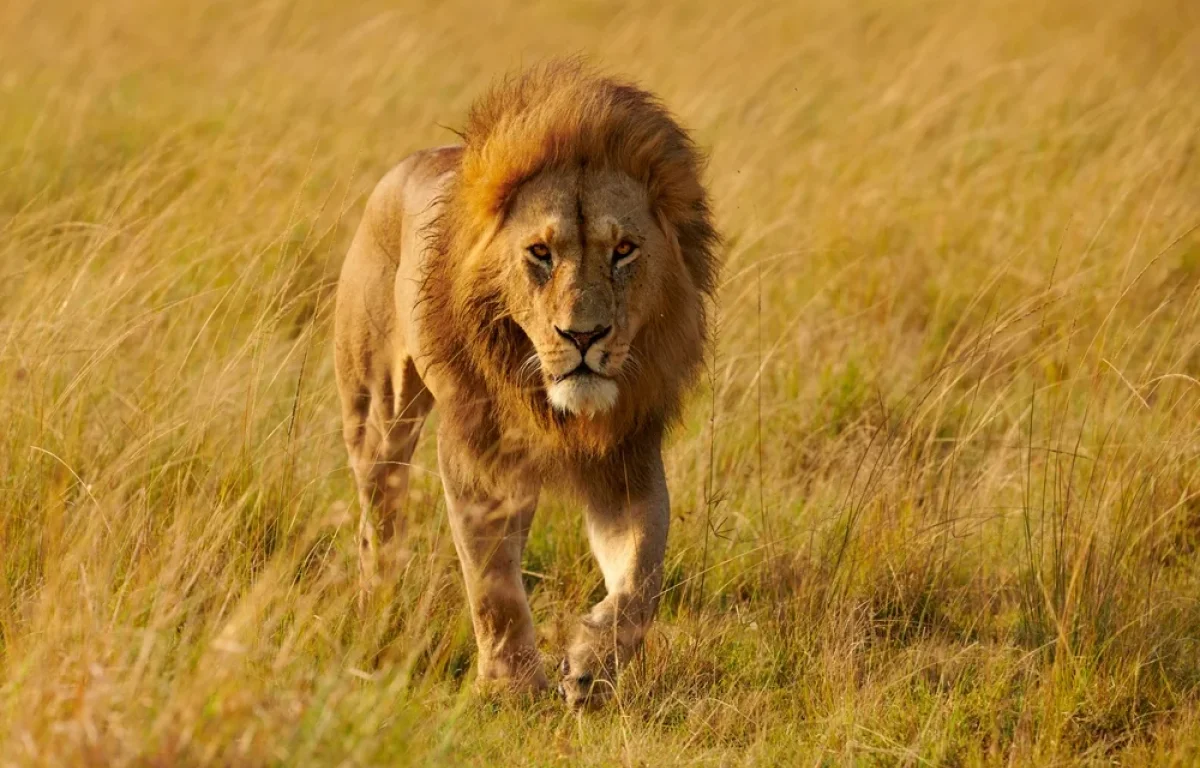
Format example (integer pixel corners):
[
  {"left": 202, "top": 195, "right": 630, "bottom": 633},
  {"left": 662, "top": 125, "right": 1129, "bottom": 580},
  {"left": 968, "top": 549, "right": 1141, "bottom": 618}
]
[{"left": 339, "top": 356, "right": 432, "bottom": 587}]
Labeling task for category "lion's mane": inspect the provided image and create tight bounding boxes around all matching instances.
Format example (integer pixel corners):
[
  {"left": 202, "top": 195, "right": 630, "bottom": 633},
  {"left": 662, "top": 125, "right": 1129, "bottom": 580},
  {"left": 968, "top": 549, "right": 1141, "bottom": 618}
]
[{"left": 423, "top": 59, "right": 719, "bottom": 461}]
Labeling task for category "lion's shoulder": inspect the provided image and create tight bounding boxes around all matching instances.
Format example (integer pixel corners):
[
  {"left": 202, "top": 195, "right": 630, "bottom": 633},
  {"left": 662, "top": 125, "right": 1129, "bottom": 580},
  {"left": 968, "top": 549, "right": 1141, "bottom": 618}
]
[{"left": 362, "top": 145, "right": 462, "bottom": 242}]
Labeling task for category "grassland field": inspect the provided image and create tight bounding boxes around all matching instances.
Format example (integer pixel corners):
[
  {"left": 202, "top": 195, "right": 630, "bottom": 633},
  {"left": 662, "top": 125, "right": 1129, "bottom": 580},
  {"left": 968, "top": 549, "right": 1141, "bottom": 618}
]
[{"left": 2, "top": 0, "right": 1200, "bottom": 764}]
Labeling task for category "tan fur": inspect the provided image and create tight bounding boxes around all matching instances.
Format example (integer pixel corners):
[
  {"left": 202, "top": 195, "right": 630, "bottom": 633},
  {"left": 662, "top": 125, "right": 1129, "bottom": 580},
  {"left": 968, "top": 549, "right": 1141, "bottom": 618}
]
[{"left": 334, "top": 59, "right": 719, "bottom": 707}]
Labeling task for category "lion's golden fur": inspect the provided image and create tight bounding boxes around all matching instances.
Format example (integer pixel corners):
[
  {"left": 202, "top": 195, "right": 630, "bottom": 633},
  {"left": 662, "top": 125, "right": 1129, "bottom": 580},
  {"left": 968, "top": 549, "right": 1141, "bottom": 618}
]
[{"left": 424, "top": 60, "right": 719, "bottom": 461}]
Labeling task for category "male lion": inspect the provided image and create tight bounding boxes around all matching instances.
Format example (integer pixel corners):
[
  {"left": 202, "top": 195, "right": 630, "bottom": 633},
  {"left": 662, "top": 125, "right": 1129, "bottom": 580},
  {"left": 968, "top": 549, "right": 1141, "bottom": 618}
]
[{"left": 334, "top": 60, "right": 718, "bottom": 708}]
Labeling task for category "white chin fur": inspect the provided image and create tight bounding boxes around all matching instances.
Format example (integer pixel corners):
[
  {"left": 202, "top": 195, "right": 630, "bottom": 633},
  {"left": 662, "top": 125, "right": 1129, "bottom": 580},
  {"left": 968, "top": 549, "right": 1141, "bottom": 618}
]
[{"left": 547, "top": 376, "right": 619, "bottom": 416}]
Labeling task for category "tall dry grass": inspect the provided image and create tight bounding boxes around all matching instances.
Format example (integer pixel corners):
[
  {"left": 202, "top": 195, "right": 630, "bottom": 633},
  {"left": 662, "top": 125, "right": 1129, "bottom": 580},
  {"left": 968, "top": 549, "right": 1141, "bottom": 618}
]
[{"left": 2, "top": 0, "right": 1200, "bottom": 763}]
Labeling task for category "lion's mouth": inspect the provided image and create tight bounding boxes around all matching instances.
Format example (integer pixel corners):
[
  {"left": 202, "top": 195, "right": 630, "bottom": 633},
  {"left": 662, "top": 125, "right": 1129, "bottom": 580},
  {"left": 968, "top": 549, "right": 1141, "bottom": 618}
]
[
  {"left": 555, "top": 363, "right": 609, "bottom": 382},
  {"left": 546, "top": 363, "right": 620, "bottom": 415}
]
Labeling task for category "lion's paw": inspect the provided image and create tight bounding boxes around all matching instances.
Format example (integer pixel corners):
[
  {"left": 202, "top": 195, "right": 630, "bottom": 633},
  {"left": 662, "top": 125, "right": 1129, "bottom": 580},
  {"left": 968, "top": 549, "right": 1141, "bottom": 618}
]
[{"left": 557, "top": 648, "right": 616, "bottom": 710}]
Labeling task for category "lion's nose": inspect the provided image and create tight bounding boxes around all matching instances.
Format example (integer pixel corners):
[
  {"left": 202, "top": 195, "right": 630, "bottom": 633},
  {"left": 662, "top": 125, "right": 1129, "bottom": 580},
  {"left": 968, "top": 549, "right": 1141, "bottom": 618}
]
[{"left": 555, "top": 325, "right": 611, "bottom": 352}]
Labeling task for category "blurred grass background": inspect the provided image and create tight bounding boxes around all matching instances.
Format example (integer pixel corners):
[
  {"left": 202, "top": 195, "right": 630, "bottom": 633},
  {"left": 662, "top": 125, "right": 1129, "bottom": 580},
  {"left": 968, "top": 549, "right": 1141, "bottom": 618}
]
[{"left": 2, "top": 0, "right": 1200, "bottom": 763}]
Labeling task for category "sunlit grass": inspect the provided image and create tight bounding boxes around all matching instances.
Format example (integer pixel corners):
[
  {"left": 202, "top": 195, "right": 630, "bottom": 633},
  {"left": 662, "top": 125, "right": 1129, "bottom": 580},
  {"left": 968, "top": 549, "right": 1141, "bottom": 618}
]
[{"left": 2, "top": 0, "right": 1200, "bottom": 763}]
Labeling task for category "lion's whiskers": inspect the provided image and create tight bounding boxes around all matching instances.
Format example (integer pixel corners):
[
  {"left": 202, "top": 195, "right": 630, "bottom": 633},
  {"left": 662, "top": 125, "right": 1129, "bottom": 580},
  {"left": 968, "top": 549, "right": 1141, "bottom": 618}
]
[
  {"left": 613, "top": 348, "right": 642, "bottom": 382},
  {"left": 518, "top": 352, "right": 543, "bottom": 385}
]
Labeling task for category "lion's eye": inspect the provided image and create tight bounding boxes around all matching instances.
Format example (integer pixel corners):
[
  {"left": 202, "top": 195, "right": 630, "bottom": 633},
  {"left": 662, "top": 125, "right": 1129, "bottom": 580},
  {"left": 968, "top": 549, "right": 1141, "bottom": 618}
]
[
  {"left": 612, "top": 240, "right": 638, "bottom": 264},
  {"left": 527, "top": 243, "right": 552, "bottom": 264}
]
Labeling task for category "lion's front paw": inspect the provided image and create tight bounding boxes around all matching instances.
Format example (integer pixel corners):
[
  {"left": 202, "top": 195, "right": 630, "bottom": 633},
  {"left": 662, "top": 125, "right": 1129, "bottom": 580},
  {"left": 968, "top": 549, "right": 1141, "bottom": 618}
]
[{"left": 557, "top": 646, "right": 616, "bottom": 710}]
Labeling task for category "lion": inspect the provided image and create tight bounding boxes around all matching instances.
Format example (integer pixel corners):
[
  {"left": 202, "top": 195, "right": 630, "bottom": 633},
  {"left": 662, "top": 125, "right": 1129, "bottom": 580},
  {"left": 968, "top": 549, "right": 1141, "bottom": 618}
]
[{"left": 334, "top": 60, "right": 718, "bottom": 708}]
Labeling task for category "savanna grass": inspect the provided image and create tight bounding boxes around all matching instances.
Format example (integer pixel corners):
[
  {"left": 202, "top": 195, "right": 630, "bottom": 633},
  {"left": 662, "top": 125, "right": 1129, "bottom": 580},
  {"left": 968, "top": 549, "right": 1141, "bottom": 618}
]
[{"left": 2, "top": 0, "right": 1199, "bottom": 763}]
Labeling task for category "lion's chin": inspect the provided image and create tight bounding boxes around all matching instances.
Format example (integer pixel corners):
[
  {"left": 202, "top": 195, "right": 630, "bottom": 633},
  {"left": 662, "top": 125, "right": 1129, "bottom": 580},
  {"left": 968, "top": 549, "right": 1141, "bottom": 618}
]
[{"left": 547, "top": 375, "right": 619, "bottom": 417}]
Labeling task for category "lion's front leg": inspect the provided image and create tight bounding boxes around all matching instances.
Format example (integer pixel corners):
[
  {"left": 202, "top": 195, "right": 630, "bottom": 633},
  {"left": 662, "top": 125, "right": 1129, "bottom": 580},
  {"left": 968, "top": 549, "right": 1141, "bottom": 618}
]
[
  {"left": 438, "top": 435, "right": 546, "bottom": 692},
  {"left": 561, "top": 444, "right": 669, "bottom": 709}
]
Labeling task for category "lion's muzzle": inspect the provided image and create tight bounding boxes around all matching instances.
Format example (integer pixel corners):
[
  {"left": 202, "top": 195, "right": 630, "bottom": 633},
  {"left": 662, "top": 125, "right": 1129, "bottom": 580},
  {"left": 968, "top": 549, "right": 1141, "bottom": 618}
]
[{"left": 542, "top": 324, "right": 621, "bottom": 416}]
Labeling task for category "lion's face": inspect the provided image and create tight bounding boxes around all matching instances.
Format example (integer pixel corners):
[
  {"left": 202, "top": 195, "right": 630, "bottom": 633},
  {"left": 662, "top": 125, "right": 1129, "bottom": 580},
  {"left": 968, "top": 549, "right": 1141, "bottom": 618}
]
[{"left": 493, "top": 166, "right": 673, "bottom": 417}]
